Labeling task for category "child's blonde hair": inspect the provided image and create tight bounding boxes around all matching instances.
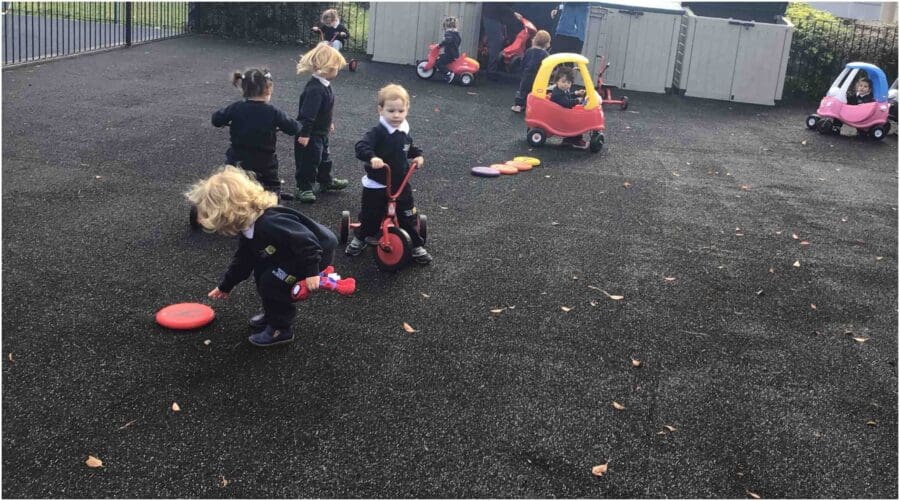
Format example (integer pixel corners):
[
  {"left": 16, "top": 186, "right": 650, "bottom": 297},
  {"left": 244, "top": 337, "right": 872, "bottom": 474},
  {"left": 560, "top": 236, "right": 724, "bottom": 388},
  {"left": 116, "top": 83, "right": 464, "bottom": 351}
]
[
  {"left": 532, "top": 30, "right": 551, "bottom": 49},
  {"left": 184, "top": 165, "right": 278, "bottom": 236},
  {"left": 321, "top": 8, "right": 338, "bottom": 24},
  {"left": 296, "top": 42, "right": 347, "bottom": 75},
  {"left": 377, "top": 84, "right": 410, "bottom": 108},
  {"left": 442, "top": 16, "right": 458, "bottom": 30}
]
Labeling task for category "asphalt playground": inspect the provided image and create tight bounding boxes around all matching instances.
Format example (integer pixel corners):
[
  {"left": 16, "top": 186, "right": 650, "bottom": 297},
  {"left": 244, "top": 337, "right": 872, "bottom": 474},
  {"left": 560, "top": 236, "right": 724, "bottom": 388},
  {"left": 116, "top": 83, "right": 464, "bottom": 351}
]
[{"left": 2, "top": 35, "right": 897, "bottom": 498}]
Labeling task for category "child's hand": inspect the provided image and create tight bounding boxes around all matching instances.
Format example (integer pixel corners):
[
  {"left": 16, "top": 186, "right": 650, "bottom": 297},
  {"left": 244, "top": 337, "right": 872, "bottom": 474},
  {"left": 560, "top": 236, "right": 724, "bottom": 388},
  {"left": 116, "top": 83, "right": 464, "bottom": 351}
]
[
  {"left": 514, "top": 11, "right": 523, "bottom": 21},
  {"left": 330, "top": 123, "right": 335, "bottom": 133},
  {"left": 208, "top": 287, "right": 229, "bottom": 300},
  {"left": 297, "top": 136, "right": 310, "bottom": 147},
  {"left": 312, "top": 26, "right": 320, "bottom": 32},
  {"left": 305, "top": 275, "right": 320, "bottom": 291},
  {"left": 370, "top": 157, "right": 385, "bottom": 169},
  {"left": 412, "top": 156, "right": 425, "bottom": 168},
  {"left": 575, "top": 89, "right": 586, "bottom": 97}
]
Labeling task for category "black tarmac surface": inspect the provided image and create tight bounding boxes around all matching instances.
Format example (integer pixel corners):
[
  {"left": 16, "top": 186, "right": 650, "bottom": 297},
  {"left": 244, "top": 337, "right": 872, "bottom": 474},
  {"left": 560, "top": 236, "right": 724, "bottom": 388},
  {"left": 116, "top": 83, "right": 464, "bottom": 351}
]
[{"left": 3, "top": 35, "right": 897, "bottom": 498}]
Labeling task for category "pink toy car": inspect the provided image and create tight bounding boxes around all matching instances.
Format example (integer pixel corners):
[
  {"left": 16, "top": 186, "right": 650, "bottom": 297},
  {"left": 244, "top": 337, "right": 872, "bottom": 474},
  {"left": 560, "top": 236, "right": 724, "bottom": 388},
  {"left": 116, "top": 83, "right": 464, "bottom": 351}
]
[{"left": 806, "top": 62, "right": 891, "bottom": 140}]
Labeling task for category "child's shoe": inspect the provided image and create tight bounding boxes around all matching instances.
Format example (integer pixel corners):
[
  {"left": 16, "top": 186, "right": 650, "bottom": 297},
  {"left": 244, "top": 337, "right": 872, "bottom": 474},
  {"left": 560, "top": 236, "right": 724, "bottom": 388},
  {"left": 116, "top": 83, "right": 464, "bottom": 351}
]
[
  {"left": 563, "top": 137, "right": 589, "bottom": 150},
  {"left": 510, "top": 105, "right": 523, "bottom": 113},
  {"left": 318, "top": 178, "right": 349, "bottom": 192},
  {"left": 248, "top": 325, "right": 294, "bottom": 347},
  {"left": 248, "top": 312, "right": 266, "bottom": 330},
  {"left": 296, "top": 189, "right": 317, "bottom": 203},
  {"left": 345, "top": 236, "right": 368, "bottom": 256},
  {"left": 411, "top": 246, "right": 433, "bottom": 265},
  {"left": 446, "top": 72, "right": 456, "bottom": 84}
]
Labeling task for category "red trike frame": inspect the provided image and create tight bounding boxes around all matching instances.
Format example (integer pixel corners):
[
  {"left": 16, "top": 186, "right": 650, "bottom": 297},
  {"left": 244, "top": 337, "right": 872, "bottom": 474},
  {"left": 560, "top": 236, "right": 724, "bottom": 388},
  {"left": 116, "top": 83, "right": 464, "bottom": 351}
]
[{"left": 595, "top": 56, "right": 628, "bottom": 110}]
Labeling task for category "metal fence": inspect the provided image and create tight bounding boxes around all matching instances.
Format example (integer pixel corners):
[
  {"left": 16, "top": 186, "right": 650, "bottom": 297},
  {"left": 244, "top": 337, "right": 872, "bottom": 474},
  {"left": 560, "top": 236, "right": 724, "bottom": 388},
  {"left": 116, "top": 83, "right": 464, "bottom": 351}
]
[
  {"left": 313, "top": 2, "right": 368, "bottom": 53},
  {"left": 2, "top": 2, "right": 189, "bottom": 66},
  {"left": 785, "top": 16, "right": 898, "bottom": 100}
]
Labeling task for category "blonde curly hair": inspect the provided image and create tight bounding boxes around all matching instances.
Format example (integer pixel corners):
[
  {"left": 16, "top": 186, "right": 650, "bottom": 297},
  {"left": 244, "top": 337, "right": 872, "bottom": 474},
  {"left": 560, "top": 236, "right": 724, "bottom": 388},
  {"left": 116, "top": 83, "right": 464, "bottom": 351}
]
[
  {"left": 185, "top": 165, "right": 278, "bottom": 236},
  {"left": 296, "top": 42, "right": 347, "bottom": 76}
]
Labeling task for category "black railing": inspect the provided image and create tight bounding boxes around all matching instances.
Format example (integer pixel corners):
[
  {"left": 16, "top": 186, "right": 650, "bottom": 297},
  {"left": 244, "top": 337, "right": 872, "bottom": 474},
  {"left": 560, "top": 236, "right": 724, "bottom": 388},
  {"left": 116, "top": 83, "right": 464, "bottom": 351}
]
[
  {"left": 785, "top": 16, "right": 898, "bottom": 100},
  {"left": 2, "top": 2, "right": 189, "bottom": 66},
  {"left": 320, "top": 2, "right": 368, "bottom": 53}
]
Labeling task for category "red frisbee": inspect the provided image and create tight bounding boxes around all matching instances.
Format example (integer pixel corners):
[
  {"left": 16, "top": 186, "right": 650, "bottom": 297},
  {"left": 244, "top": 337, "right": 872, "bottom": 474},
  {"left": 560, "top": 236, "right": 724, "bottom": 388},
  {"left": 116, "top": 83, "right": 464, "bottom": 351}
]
[{"left": 156, "top": 303, "right": 216, "bottom": 330}]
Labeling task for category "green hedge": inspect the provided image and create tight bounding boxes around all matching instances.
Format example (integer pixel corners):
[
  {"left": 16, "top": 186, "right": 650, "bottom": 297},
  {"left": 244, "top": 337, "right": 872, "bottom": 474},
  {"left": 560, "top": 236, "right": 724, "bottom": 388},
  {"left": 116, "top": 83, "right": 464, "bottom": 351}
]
[{"left": 190, "top": 2, "right": 330, "bottom": 45}]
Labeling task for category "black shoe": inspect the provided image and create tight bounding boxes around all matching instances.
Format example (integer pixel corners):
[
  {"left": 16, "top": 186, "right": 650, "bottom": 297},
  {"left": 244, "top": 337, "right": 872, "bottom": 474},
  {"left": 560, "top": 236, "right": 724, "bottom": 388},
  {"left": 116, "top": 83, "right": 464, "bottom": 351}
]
[
  {"left": 248, "top": 312, "right": 266, "bottom": 330},
  {"left": 412, "top": 246, "right": 433, "bottom": 265}
]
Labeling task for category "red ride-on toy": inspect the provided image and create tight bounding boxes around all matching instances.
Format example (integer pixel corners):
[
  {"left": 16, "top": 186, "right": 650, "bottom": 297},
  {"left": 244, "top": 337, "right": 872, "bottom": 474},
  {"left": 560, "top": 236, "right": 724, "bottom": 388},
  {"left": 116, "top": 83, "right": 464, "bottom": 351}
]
[
  {"left": 596, "top": 56, "right": 628, "bottom": 110},
  {"left": 312, "top": 27, "right": 358, "bottom": 72},
  {"left": 500, "top": 15, "right": 537, "bottom": 73},
  {"left": 525, "top": 53, "right": 606, "bottom": 153},
  {"left": 416, "top": 43, "right": 480, "bottom": 86},
  {"left": 339, "top": 162, "right": 427, "bottom": 271}
]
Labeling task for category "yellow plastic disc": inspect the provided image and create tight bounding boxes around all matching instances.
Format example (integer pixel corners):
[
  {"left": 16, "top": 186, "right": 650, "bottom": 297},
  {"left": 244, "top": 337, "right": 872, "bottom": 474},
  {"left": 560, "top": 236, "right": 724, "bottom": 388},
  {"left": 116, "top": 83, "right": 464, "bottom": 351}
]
[
  {"left": 513, "top": 156, "right": 541, "bottom": 166},
  {"left": 506, "top": 161, "right": 533, "bottom": 171},
  {"left": 491, "top": 163, "right": 519, "bottom": 175}
]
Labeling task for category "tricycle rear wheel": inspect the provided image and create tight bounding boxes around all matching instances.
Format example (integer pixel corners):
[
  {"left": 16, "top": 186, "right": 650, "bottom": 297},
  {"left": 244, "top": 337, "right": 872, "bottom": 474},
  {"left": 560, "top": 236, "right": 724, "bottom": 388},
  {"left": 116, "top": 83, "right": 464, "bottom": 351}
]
[{"left": 339, "top": 211, "right": 350, "bottom": 244}]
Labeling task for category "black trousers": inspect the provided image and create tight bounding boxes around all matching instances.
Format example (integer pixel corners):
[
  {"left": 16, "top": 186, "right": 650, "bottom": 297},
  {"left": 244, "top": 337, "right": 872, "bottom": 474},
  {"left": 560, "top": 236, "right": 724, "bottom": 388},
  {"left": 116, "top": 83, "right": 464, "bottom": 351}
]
[
  {"left": 227, "top": 149, "right": 281, "bottom": 192},
  {"left": 355, "top": 184, "right": 424, "bottom": 248},
  {"left": 436, "top": 52, "right": 455, "bottom": 74},
  {"left": 254, "top": 221, "right": 337, "bottom": 329},
  {"left": 514, "top": 73, "right": 537, "bottom": 106},
  {"left": 294, "top": 135, "right": 334, "bottom": 192}
]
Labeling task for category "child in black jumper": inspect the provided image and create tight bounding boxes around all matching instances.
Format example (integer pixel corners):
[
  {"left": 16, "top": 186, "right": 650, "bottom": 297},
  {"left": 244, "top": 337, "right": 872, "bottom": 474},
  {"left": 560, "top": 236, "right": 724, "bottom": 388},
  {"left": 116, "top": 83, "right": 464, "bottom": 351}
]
[
  {"left": 212, "top": 68, "right": 302, "bottom": 193},
  {"left": 345, "top": 84, "right": 432, "bottom": 264},
  {"left": 511, "top": 30, "right": 551, "bottom": 113},
  {"left": 848, "top": 77, "right": 875, "bottom": 105},
  {"left": 294, "top": 43, "right": 349, "bottom": 203},
  {"left": 312, "top": 8, "right": 350, "bottom": 51},
  {"left": 436, "top": 16, "right": 461, "bottom": 84},
  {"left": 550, "top": 66, "right": 588, "bottom": 149},
  {"left": 187, "top": 165, "right": 338, "bottom": 347}
]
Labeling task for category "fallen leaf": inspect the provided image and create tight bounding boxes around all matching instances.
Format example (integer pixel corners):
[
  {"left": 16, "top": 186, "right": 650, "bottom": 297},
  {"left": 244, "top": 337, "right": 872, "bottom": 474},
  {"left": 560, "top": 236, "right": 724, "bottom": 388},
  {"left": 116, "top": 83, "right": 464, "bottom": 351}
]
[
  {"left": 876, "top": 256, "right": 884, "bottom": 261},
  {"left": 490, "top": 308, "right": 505, "bottom": 314},
  {"left": 740, "top": 184, "right": 751, "bottom": 191},
  {"left": 591, "top": 463, "right": 608, "bottom": 477},
  {"left": 775, "top": 230, "right": 782, "bottom": 235},
  {"left": 756, "top": 289, "right": 764, "bottom": 296},
  {"left": 852, "top": 337, "right": 870, "bottom": 343},
  {"left": 612, "top": 401, "right": 625, "bottom": 410},
  {"left": 768, "top": 267, "right": 775, "bottom": 273},
  {"left": 203, "top": 339, "right": 211, "bottom": 346},
  {"left": 508, "top": 305, "right": 516, "bottom": 309},
  {"left": 572, "top": 276, "right": 578, "bottom": 281},
  {"left": 735, "top": 232, "right": 744, "bottom": 237},
  {"left": 622, "top": 181, "right": 631, "bottom": 188},
  {"left": 94, "top": 175, "right": 102, "bottom": 179},
  {"left": 801, "top": 140, "right": 807, "bottom": 145},
  {"left": 421, "top": 293, "right": 430, "bottom": 298},
  {"left": 747, "top": 489, "right": 761, "bottom": 499},
  {"left": 791, "top": 233, "right": 799, "bottom": 240},
  {"left": 866, "top": 420, "right": 877, "bottom": 426},
  {"left": 466, "top": 91, "right": 477, "bottom": 95},
  {"left": 800, "top": 240, "right": 810, "bottom": 246},
  {"left": 118, "top": 419, "right": 137, "bottom": 430},
  {"left": 793, "top": 260, "right": 801, "bottom": 268},
  {"left": 560, "top": 306, "right": 573, "bottom": 312},
  {"left": 630, "top": 358, "right": 641, "bottom": 367},
  {"left": 219, "top": 475, "right": 230, "bottom": 487},
  {"left": 85, "top": 455, "right": 103, "bottom": 468},
  {"left": 810, "top": 304, "right": 817, "bottom": 310},
  {"left": 589, "top": 300, "right": 598, "bottom": 307},
  {"left": 671, "top": 171, "right": 680, "bottom": 177},
  {"left": 841, "top": 217, "right": 847, "bottom": 222},
  {"left": 664, "top": 277, "right": 676, "bottom": 282},
  {"left": 440, "top": 206, "right": 448, "bottom": 210},
  {"left": 544, "top": 175, "right": 551, "bottom": 178},
  {"left": 551, "top": 221, "right": 560, "bottom": 226},
  {"left": 171, "top": 402, "right": 181, "bottom": 412},
  {"left": 7, "top": 353, "right": 12, "bottom": 363},
  {"left": 598, "top": 289, "right": 624, "bottom": 301},
  {"left": 662, "top": 424, "right": 676, "bottom": 432},
  {"left": 402, "top": 322, "right": 417, "bottom": 333},
  {"left": 433, "top": 107, "right": 440, "bottom": 113}
]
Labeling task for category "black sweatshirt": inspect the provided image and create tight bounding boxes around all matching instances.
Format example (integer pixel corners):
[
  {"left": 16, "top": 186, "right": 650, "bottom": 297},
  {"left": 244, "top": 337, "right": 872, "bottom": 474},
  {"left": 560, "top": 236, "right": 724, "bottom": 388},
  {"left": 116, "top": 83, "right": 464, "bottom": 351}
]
[
  {"left": 848, "top": 92, "right": 875, "bottom": 105},
  {"left": 438, "top": 30, "right": 461, "bottom": 60},
  {"left": 317, "top": 22, "right": 349, "bottom": 43},
  {"left": 355, "top": 122, "right": 423, "bottom": 187},
  {"left": 296, "top": 77, "right": 334, "bottom": 137},
  {"left": 550, "top": 86, "right": 581, "bottom": 109},
  {"left": 218, "top": 206, "right": 326, "bottom": 293},
  {"left": 521, "top": 47, "right": 549, "bottom": 78},
  {"left": 211, "top": 100, "right": 301, "bottom": 167}
]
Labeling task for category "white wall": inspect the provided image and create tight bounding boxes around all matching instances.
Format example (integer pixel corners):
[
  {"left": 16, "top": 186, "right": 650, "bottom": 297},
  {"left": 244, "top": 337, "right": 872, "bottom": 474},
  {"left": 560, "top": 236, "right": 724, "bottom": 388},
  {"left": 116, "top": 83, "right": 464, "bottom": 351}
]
[{"left": 808, "top": 2, "right": 884, "bottom": 21}]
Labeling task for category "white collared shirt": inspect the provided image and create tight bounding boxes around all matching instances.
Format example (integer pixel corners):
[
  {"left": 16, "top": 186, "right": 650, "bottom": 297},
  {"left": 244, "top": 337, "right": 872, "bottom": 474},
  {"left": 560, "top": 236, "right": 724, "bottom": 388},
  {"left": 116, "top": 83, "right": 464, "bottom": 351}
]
[
  {"left": 241, "top": 223, "right": 255, "bottom": 239},
  {"left": 362, "top": 117, "right": 412, "bottom": 189},
  {"left": 313, "top": 74, "right": 331, "bottom": 87}
]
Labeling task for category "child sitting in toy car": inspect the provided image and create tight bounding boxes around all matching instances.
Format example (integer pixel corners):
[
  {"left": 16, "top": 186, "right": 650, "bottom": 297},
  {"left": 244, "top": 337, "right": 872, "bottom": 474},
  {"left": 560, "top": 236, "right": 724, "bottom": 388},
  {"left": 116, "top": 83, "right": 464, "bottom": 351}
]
[
  {"left": 848, "top": 77, "right": 875, "bottom": 105},
  {"left": 550, "top": 66, "right": 588, "bottom": 149}
]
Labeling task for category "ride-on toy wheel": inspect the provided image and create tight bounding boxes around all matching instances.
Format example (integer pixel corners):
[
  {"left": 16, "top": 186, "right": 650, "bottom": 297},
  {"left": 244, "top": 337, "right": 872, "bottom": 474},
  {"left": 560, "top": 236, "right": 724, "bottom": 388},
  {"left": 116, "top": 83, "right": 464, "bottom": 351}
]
[
  {"left": 416, "top": 61, "right": 434, "bottom": 79},
  {"left": 818, "top": 118, "right": 834, "bottom": 135},
  {"left": 375, "top": 227, "right": 412, "bottom": 272},
  {"left": 189, "top": 205, "right": 200, "bottom": 229},
  {"left": 348, "top": 59, "right": 358, "bottom": 72},
  {"left": 339, "top": 210, "right": 351, "bottom": 244},
  {"left": 620, "top": 96, "right": 629, "bottom": 110},
  {"left": 459, "top": 73, "right": 475, "bottom": 86},
  {"left": 806, "top": 114, "right": 820, "bottom": 129},
  {"left": 416, "top": 214, "right": 427, "bottom": 245},
  {"left": 871, "top": 126, "right": 886, "bottom": 140},
  {"left": 527, "top": 128, "right": 547, "bottom": 147},
  {"left": 589, "top": 131, "right": 604, "bottom": 153}
]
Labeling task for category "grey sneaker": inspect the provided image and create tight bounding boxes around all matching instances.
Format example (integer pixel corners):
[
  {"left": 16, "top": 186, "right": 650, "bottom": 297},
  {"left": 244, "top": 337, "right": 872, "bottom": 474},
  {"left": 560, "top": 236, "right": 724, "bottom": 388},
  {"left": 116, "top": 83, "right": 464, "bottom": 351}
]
[
  {"left": 296, "top": 189, "right": 317, "bottom": 203},
  {"left": 446, "top": 72, "right": 456, "bottom": 84},
  {"left": 411, "top": 246, "right": 433, "bottom": 265},
  {"left": 345, "top": 236, "right": 368, "bottom": 256}
]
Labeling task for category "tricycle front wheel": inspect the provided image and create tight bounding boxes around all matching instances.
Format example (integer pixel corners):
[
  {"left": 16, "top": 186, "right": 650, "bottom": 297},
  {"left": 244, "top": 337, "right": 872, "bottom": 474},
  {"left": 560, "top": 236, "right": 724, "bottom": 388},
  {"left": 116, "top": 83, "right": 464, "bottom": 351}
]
[{"left": 375, "top": 227, "right": 412, "bottom": 272}]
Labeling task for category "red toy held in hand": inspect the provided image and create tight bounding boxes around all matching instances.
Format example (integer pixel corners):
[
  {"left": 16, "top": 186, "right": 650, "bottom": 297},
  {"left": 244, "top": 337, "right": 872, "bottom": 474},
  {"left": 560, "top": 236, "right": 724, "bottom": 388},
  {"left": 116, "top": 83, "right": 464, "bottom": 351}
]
[{"left": 290, "top": 265, "right": 356, "bottom": 301}]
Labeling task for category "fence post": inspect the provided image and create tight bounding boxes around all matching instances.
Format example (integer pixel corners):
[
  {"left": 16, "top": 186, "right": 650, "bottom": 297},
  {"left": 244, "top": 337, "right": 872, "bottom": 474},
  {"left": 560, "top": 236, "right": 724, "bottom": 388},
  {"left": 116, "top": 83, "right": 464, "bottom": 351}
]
[{"left": 125, "top": 2, "right": 132, "bottom": 46}]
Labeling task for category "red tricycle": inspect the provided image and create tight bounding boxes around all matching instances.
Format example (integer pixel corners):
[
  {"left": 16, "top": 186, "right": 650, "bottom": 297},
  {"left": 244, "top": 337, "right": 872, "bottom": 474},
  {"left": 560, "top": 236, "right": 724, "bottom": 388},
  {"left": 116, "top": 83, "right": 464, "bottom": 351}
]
[
  {"left": 499, "top": 15, "right": 537, "bottom": 72},
  {"left": 525, "top": 53, "right": 606, "bottom": 153},
  {"left": 339, "top": 162, "right": 427, "bottom": 272},
  {"left": 596, "top": 56, "right": 628, "bottom": 110},
  {"left": 416, "top": 43, "right": 480, "bottom": 86},
  {"left": 311, "top": 27, "right": 358, "bottom": 72}
]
